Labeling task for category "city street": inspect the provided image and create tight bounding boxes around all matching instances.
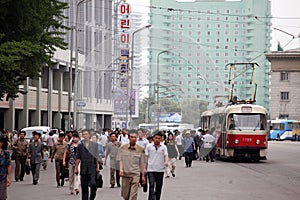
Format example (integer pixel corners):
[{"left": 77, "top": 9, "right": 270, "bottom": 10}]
[{"left": 8, "top": 141, "right": 300, "bottom": 200}]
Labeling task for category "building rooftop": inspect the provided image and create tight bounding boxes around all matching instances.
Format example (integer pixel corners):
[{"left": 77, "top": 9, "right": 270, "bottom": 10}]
[{"left": 266, "top": 47, "right": 300, "bottom": 59}]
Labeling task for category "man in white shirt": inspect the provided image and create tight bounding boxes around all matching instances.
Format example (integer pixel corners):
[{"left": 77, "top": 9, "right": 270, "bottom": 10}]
[
  {"left": 145, "top": 131, "right": 168, "bottom": 200},
  {"left": 174, "top": 130, "right": 183, "bottom": 160},
  {"left": 99, "top": 132, "right": 108, "bottom": 153},
  {"left": 117, "top": 129, "right": 129, "bottom": 145},
  {"left": 136, "top": 129, "right": 148, "bottom": 149}
]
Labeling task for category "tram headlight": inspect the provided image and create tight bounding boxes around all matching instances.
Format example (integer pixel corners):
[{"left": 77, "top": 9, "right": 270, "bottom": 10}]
[
  {"left": 256, "top": 140, "right": 260, "bottom": 145},
  {"left": 234, "top": 139, "right": 239, "bottom": 144}
]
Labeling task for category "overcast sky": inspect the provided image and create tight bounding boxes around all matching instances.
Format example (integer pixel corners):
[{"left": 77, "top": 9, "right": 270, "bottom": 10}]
[{"left": 127, "top": 0, "right": 300, "bottom": 51}]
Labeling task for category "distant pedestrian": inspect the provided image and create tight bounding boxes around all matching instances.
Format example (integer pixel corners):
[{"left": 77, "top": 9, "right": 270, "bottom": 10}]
[
  {"left": 47, "top": 130, "right": 55, "bottom": 158},
  {"left": 183, "top": 131, "right": 195, "bottom": 167},
  {"left": 75, "top": 129, "right": 100, "bottom": 200},
  {"left": 165, "top": 133, "right": 179, "bottom": 178},
  {"left": 0, "top": 135, "right": 11, "bottom": 200},
  {"left": 174, "top": 130, "right": 183, "bottom": 160},
  {"left": 42, "top": 146, "right": 49, "bottom": 170},
  {"left": 116, "top": 130, "right": 146, "bottom": 200},
  {"left": 146, "top": 131, "right": 168, "bottom": 200},
  {"left": 51, "top": 133, "right": 68, "bottom": 187},
  {"left": 202, "top": 131, "right": 216, "bottom": 162},
  {"left": 91, "top": 135, "right": 104, "bottom": 165},
  {"left": 28, "top": 131, "right": 43, "bottom": 185},
  {"left": 104, "top": 132, "right": 121, "bottom": 188},
  {"left": 136, "top": 129, "right": 148, "bottom": 149},
  {"left": 12, "top": 131, "right": 28, "bottom": 181},
  {"left": 64, "top": 133, "right": 80, "bottom": 195},
  {"left": 118, "top": 128, "right": 129, "bottom": 144},
  {"left": 99, "top": 131, "right": 108, "bottom": 153}
]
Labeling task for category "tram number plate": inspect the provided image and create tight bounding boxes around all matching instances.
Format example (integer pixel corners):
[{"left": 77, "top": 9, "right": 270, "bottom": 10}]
[{"left": 243, "top": 138, "right": 252, "bottom": 142}]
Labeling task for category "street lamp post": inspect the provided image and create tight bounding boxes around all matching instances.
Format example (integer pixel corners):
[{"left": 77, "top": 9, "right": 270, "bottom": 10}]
[
  {"left": 73, "top": 0, "right": 91, "bottom": 130},
  {"left": 156, "top": 49, "right": 172, "bottom": 130},
  {"left": 128, "top": 24, "right": 151, "bottom": 129},
  {"left": 68, "top": 26, "right": 75, "bottom": 130}
]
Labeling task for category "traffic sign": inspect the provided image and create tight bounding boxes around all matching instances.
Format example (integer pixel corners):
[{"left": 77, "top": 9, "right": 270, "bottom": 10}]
[{"left": 76, "top": 101, "right": 86, "bottom": 107}]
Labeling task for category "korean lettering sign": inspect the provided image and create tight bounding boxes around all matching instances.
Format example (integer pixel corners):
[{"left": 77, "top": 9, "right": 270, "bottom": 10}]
[{"left": 118, "top": 1, "right": 131, "bottom": 89}]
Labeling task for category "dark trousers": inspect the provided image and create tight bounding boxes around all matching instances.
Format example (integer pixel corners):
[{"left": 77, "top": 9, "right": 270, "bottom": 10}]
[
  {"left": 55, "top": 160, "right": 65, "bottom": 186},
  {"left": 81, "top": 174, "right": 97, "bottom": 200},
  {"left": 15, "top": 155, "right": 26, "bottom": 181},
  {"left": 148, "top": 172, "right": 164, "bottom": 200},
  {"left": 184, "top": 152, "right": 193, "bottom": 167},
  {"left": 110, "top": 167, "right": 120, "bottom": 186},
  {"left": 48, "top": 146, "right": 53, "bottom": 158},
  {"left": 206, "top": 148, "right": 215, "bottom": 162},
  {"left": 30, "top": 163, "right": 41, "bottom": 182}
]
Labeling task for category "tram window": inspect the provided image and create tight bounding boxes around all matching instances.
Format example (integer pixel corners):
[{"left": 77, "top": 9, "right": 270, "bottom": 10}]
[{"left": 228, "top": 114, "right": 266, "bottom": 130}]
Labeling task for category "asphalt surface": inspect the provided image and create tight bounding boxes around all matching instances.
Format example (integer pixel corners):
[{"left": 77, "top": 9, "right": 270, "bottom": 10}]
[{"left": 8, "top": 141, "right": 300, "bottom": 200}]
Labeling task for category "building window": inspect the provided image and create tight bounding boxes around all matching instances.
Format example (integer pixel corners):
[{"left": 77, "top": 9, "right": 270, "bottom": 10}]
[
  {"left": 280, "top": 72, "right": 289, "bottom": 81},
  {"left": 281, "top": 92, "right": 289, "bottom": 101}
]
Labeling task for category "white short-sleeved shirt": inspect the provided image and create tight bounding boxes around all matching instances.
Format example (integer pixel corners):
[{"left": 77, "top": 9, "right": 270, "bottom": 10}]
[{"left": 145, "top": 144, "right": 168, "bottom": 172}]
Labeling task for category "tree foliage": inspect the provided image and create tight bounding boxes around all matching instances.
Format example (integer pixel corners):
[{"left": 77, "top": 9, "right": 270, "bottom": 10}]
[
  {"left": 181, "top": 99, "right": 208, "bottom": 127},
  {"left": 0, "top": 0, "right": 68, "bottom": 100},
  {"left": 134, "top": 98, "right": 208, "bottom": 128}
]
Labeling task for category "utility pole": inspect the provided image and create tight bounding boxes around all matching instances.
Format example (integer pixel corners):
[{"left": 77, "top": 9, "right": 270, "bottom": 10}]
[
  {"left": 74, "top": 0, "right": 90, "bottom": 130},
  {"left": 129, "top": 25, "right": 151, "bottom": 129},
  {"left": 68, "top": 26, "right": 74, "bottom": 130}
]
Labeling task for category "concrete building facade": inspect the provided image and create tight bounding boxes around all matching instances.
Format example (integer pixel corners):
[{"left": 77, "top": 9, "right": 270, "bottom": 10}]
[
  {"left": 0, "top": 0, "right": 114, "bottom": 131},
  {"left": 266, "top": 48, "right": 300, "bottom": 120},
  {"left": 148, "top": 0, "right": 271, "bottom": 109}
]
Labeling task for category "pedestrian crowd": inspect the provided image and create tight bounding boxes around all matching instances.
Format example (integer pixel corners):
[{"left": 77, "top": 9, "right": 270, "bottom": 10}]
[{"left": 0, "top": 127, "right": 216, "bottom": 200}]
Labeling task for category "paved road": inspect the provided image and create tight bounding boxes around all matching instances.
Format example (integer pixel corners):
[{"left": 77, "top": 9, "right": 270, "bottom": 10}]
[{"left": 8, "top": 141, "right": 300, "bottom": 200}]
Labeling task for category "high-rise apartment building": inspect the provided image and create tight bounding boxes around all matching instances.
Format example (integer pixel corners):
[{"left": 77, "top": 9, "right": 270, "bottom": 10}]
[{"left": 148, "top": 0, "right": 271, "bottom": 109}]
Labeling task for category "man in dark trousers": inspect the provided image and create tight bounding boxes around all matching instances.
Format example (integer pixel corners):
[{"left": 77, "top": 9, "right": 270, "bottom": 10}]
[
  {"left": 75, "top": 129, "right": 100, "bottom": 200},
  {"left": 145, "top": 131, "right": 168, "bottom": 200},
  {"left": 28, "top": 131, "right": 43, "bottom": 185},
  {"left": 12, "top": 131, "right": 28, "bottom": 182}
]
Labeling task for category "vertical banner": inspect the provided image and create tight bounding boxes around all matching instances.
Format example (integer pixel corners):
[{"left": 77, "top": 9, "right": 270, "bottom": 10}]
[{"left": 118, "top": 1, "right": 131, "bottom": 89}]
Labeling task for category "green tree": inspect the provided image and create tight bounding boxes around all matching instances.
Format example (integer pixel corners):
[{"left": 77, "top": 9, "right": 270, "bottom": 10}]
[
  {"left": 0, "top": 0, "right": 68, "bottom": 100},
  {"left": 181, "top": 99, "right": 208, "bottom": 127},
  {"left": 133, "top": 97, "right": 207, "bottom": 128},
  {"left": 277, "top": 41, "right": 284, "bottom": 51}
]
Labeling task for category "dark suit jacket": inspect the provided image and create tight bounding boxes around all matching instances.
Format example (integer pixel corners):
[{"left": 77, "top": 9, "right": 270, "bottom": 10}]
[{"left": 77, "top": 140, "right": 98, "bottom": 175}]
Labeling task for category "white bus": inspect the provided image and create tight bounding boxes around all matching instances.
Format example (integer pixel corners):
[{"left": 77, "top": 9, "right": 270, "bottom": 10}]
[{"left": 138, "top": 123, "right": 194, "bottom": 132}]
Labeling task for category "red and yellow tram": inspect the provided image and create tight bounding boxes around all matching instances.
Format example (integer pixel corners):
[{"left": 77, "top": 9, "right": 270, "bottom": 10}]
[{"left": 201, "top": 104, "right": 268, "bottom": 161}]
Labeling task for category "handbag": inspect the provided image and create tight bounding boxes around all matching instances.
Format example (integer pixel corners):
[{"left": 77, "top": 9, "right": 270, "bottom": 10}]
[
  {"left": 11, "top": 151, "right": 16, "bottom": 160},
  {"left": 96, "top": 172, "right": 103, "bottom": 188},
  {"left": 25, "top": 163, "right": 31, "bottom": 175},
  {"left": 64, "top": 167, "right": 69, "bottom": 179}
]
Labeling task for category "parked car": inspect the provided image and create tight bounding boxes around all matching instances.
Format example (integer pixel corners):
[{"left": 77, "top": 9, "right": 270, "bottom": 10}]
[{"left": 21, "top": 126, "right": 51, "bottom": 143}]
